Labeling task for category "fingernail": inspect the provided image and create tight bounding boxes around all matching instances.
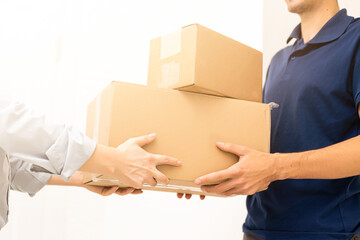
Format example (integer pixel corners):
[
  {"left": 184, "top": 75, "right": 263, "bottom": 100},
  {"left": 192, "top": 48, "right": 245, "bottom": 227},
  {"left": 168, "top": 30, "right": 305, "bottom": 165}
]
[
  {"left": 195, "top": 179, "right": 201, "bottom": 185},
  {"left": 149, "top": 133, "right": 156, "bottom": 138},
  {"left": 217, "top": 142, "right": 224, "bottom": 148},
  {"left": 177, "top": 160, "right": 182, "bottom": 165}
]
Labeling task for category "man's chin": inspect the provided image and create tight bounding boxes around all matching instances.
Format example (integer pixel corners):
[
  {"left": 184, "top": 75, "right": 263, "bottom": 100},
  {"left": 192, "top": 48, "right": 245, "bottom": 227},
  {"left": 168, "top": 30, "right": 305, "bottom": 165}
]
[
  {"left": 287, "top": 7, "right": 305, "bottom": 14},
  {"left": 285, "top": 0, "right": 315, "bottom": 14}
]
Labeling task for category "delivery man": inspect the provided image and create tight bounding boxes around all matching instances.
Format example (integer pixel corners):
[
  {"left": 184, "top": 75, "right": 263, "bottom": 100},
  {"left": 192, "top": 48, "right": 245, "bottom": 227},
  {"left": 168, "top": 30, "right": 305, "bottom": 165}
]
[
  {"left": 0, "top": 99, "right": 181, "bottom": 230},
  {"left": 184, "top": 0, "right": 360, "bottom": 239}
]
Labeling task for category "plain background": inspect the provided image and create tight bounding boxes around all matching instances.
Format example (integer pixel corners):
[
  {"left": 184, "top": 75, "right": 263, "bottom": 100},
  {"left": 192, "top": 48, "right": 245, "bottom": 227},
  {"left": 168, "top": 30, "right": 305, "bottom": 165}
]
[
  {"left": 0, "top": 1, "right": 261, "bottom": 240},
  {"left": 0, "top": 0, "right": 359, "bottom": 239}
]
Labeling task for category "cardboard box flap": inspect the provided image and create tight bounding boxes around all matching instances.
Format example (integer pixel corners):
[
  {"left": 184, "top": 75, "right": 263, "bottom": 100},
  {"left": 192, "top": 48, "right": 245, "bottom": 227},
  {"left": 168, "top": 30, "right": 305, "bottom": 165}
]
[{"left": 178, "top": 83, "right": 232, "bottom": 98}]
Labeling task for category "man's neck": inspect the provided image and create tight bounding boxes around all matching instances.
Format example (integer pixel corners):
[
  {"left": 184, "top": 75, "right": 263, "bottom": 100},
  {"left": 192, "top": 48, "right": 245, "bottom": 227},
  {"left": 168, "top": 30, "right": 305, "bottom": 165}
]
[{"left": 299, "top": 3, "right": 340, "bottom": 44}]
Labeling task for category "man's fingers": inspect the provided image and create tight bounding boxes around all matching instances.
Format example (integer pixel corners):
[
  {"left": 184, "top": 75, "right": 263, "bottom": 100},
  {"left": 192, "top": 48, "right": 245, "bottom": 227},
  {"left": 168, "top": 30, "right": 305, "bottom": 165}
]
[
  {"left": 216, "top": 142, "right": 249, "bottom": 156},
  {"left": 152, "top": 169, "right": 169, "bottom": 185},
  {"left": 222, "top": 187, "right": 240, "bottom": 196},
  {"left": 153, "top": 154, "right": 182, "bottom": 166},
  {"left": 222, "top": 186, "right": 260, "bottom": 196},
  {"left": 195, "top": 168, "right": 232, "bottom": 185},
  {"left": 201, "top": 178, "right": 236, "bottom": 194},
  {"left": 130, "top": 133, "right": 156, "bottom": 147},
  {"left": 178, "top": 193, "right": 205, "bottom": 200},
  {"left": 177, "top": 193, "right": 184, "bottom": 199}
]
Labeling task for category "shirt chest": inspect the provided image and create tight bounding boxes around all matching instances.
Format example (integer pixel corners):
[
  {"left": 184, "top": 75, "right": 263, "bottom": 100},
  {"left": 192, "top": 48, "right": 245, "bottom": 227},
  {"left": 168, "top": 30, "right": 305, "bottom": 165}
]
[{"left": 264, "top": 39, "right": 356, "bottom": 106}]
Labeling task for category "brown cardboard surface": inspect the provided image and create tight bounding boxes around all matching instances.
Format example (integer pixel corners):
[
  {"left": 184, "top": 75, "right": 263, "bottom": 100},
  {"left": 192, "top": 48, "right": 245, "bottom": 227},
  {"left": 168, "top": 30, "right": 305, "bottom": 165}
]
[
  {"left": 84, "top": 81, "right": 271, "bottom": 196},
  {"left": 147, "top": 24, "right": 263, "bottom": 102}
]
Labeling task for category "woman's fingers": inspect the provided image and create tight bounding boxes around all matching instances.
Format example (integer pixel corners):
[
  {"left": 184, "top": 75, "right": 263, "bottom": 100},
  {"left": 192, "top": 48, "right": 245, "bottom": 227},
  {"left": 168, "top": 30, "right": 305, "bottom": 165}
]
[
  {"left": 115, "top": 187, "right": 135, "bottom": 196},
  {"left": 101, "top": 186, "right": 119, "bottom": 196},
  {"left": 131, "top": 189, "right": 143, "bottom": 194},
  {"left": 152, "top": 169, "right": 169, "bottom": 185}
]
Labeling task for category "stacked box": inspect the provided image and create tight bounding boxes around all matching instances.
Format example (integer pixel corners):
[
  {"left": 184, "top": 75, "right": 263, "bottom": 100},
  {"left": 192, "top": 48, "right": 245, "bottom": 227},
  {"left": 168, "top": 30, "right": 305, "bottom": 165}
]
[
  {"left": 148, "top": 24, "right": 263, "bottom": 102},
  {"left": 83, "top": 24, "right": 269, "bottom": 197}
]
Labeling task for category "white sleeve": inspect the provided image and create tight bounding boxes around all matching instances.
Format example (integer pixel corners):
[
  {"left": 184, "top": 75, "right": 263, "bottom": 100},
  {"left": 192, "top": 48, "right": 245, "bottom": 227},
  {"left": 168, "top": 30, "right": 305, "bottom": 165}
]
[
  {"left": 9, "top": 157, "right": 51, "bottom": 196},
  {"left": 0, "top": 148, "right": 10, "bottom": 230},
  {"left": 0, "top": 99, "right": 96, "bottom": 181}
]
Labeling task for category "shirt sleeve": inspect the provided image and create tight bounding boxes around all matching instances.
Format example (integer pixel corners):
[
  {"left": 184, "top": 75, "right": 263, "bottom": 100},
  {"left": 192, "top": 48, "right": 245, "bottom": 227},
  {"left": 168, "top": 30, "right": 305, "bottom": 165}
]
[
  {"left": 0, "top": 149, "right": 10, "bottom": 230},
  {"left": 353, "top": 43, "right": 360, "bottom": 109},
  {"left": 9, "top": 156, "right": 51, "bottom": 197},
  {"left": 0, "top": 99, "right": 96, "bottom": 181}
]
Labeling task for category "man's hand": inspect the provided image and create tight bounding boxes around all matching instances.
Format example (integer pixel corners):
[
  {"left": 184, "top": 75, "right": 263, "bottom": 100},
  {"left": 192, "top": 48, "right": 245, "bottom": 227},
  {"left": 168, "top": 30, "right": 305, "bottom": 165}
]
[
  {"left": 47, "top": 172, "right": 143, "bottom": 197},
  {"left": 194, "top": 142, "right": 279, "bottom": 196},
  {"left": 80, "top": 133, "right": 182, "bottom": 189}
]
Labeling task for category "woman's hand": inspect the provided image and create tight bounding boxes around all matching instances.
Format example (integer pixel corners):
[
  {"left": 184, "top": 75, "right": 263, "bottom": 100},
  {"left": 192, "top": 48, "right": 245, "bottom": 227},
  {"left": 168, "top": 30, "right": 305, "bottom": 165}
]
[
  {"left": 80, "top": 133, "right": 182, "bottom": 189},
  {"left": 83, "top": 185, "right": 142, "bottom": 196},
  {"left": 47, "top": 171, "right": 143, "bottom": 196}
]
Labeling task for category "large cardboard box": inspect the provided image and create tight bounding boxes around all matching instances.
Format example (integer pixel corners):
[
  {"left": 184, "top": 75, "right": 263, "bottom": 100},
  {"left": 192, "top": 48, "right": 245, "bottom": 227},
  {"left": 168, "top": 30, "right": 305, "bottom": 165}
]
[
  {"left": 147, "top": 24, "right": 263, "bottom": 102},
  {"left": 84, "top": 81, "right": 270, "bottom": 196}
]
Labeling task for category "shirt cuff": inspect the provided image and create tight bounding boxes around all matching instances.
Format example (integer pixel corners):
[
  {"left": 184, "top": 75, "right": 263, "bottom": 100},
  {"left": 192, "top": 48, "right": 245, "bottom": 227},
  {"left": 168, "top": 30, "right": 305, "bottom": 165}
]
[
  {"left": 355, "top": 92, "right": 360, "bottom": 109},
  {"left": 45, "top": 127, "right": 96, "bottom": 181},
  {"left": 11, "top": 167, "right": 51, "bottom": 197}
]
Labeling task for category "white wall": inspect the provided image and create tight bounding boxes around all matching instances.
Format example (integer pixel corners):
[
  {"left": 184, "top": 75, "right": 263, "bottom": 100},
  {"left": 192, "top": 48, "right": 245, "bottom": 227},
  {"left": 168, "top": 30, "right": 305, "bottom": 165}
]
[
  {"left": 0, "top": 1, "right": 262, "bottom": 240},
  {"left": 263, "top": 0, "right": 360, "bottom": 83}
]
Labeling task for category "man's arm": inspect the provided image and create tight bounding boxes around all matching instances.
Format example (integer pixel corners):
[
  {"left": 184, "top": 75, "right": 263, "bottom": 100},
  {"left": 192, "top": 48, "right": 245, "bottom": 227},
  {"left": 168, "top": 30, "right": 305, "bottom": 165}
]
[
  {"left": 195, "top": 104, "right": 360, "bottom": 196},
  {"left": 278, "top": 104, "right": 360, "bottom": 180}
]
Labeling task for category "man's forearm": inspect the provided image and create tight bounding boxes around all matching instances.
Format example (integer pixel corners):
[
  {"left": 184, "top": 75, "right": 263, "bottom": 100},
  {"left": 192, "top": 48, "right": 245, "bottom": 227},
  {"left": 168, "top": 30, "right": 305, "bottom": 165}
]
[{"left": 277, "top": 135, "right": 360, "bottom": 180}]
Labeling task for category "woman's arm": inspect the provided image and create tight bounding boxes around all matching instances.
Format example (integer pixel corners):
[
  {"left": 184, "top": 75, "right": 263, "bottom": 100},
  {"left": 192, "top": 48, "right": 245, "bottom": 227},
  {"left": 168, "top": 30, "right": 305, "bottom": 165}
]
[
  {"left": 0, "top": 100, "right": 181, "bottom": 192},
  {"left": 47, "top": 171, "right": 143, "bottom": 196}
]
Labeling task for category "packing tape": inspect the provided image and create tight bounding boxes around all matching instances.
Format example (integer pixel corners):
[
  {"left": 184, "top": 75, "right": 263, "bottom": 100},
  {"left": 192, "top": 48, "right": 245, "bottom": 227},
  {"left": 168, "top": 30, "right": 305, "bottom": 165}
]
[
  {"left": 160, "top": 61, "right": 180, "bottom": 88},
  {"left": 160, "top": 29, "right": 182, "bottom": 59}
]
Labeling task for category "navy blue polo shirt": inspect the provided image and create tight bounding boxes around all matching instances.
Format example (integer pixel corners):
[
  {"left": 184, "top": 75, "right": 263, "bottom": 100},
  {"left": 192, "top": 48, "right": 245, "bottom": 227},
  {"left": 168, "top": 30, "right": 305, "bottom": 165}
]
[{"left": 243, "top": 9, "right": 360, "bottom": 240}]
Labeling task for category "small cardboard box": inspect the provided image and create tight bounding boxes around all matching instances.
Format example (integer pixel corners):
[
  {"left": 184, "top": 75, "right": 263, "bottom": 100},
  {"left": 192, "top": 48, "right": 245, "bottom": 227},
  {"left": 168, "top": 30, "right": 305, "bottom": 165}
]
[
  {"left": 147, "top": 24, "right": 263, "bottom": 102},
  {"left": 84, "top": 81, "right": 270, "bottom": 196}
]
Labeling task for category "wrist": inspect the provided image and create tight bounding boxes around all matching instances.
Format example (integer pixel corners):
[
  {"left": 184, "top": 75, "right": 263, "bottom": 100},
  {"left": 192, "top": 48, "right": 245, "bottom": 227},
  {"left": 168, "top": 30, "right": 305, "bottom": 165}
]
[
  {"left": 68, "top": 171, "right": 86, "bottom": 187},
  {"left": 47, "top": 172, "right": 84, "bottom": 187},
  {"left": 273, "top": 152, "right": 301, "bottom": 180},
  {"left": 80, "top": 144, "right": 116, "bottom": 176}
]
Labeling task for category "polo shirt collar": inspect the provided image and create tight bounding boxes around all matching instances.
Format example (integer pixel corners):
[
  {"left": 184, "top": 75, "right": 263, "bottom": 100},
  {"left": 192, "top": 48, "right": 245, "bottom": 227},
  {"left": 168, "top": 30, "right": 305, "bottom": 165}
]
[{"left": 286, "top": 9, "right": 354, "bottom": 44}]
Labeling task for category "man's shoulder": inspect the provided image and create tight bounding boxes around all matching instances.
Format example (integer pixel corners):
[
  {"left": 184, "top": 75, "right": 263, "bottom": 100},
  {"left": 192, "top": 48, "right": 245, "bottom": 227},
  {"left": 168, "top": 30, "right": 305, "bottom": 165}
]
[
  {"left": 352, "top": 16, "right": 360, "bottom": 25},
  {"left": 348, "top": 17, "right": 360, "bottom": 35}
]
